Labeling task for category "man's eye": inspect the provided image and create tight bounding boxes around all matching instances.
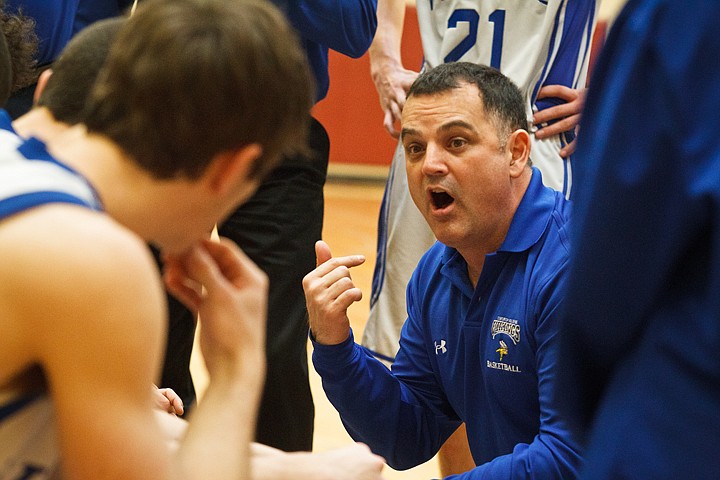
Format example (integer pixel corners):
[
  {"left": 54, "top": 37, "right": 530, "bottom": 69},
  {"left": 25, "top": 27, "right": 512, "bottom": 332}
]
[
  {"left": 405, "top": 144, "right": 424, "bottom": 155},
  {"left": 450, "top": 138, "right": 466, "bottom": 148}
]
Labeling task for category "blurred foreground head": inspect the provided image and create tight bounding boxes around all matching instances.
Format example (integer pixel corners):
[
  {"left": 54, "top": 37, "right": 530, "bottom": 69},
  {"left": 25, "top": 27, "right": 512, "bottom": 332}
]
[{"left": 84, "top": 0, "right": 314, "bottom": 181}]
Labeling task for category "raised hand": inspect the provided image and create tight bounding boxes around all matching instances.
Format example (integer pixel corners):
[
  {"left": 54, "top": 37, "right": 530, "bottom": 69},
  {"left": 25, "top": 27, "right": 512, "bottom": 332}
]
[{"left": 303, "top": 241, "right": 365, "bottom": 345}]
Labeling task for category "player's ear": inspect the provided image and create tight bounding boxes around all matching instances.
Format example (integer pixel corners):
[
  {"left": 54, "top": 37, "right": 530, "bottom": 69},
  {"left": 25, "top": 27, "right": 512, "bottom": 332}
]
[
  {"left": 207, "top": 143, "right": 263, "bottom": 196},
  {"left": 34, "top": 69, "right": 53, "bottom": 105},
  {"left": 507, "top": 129, "right": 531, "bottom": 177}
]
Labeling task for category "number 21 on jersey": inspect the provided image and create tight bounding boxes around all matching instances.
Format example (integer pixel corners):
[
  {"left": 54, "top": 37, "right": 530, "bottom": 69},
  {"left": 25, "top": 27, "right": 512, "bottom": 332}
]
[{"left": 444, "top": 8, "right": 506, "bottom": 67}]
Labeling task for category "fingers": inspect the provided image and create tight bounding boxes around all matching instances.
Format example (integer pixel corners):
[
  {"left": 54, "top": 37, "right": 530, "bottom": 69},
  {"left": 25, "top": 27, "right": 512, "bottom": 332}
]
[
  {"left": 559, "top": 137, "right": 578, "bottom": 158},
  {"left": 305, "top": 242, "right": 365, "bottom": 345},
  {"left": 535, "top": 84, "right": 577, "bottom": 101},
  {"left": 154, "top": 387, "right": 185, "bottom": 415},
  {"left": 383, "top": 110, "right": 401, "bottom": 138},
  {"left": 315, "top": 241, "right": 365, "bottom": 273},
  {"left": 315, "top": 240, "right": 332, "bottom": 266},
  {"left": 535, "top": 113, "right": 581, "bottom": 139},
  {"left": 533, "top": 85, "right": 585, "bottom": 127},
  {"left": 163, "top": 258, "right": 203, "bottom": 312}
]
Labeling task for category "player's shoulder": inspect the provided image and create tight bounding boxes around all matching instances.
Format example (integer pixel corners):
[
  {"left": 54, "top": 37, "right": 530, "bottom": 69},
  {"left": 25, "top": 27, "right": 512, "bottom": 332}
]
[{"left": 0, "top": 204, "right": 165, "bottom": 335}]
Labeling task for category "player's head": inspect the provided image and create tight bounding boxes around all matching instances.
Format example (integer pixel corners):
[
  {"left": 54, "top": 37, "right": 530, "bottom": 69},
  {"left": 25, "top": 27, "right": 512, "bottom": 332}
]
[
  {"left": 35, "top": 17, "right": 124, "bottom": 125},
  {"left": 0, "top": 0, "right": 38, "bottom": 104},
  {"left": 407, "top": 62, "right": 528, "bottom": 150},
  {"left": 83, "top": 0, "right": 314, "bottom": 182}
]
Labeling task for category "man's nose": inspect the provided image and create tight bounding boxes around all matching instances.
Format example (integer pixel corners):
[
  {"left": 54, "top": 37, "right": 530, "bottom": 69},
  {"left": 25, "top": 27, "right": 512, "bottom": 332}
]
[{"left": 421, "top": 144, "right": 449, "bottom": 176}]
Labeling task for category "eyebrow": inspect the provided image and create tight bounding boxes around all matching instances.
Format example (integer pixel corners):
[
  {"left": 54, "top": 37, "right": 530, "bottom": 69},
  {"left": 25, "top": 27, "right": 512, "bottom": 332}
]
[
  {"left": 438, "top": 120, "right": 476, "bottom": 134},
  {"left": 401, "top": 120, "right": 477, "bottom": 141}
]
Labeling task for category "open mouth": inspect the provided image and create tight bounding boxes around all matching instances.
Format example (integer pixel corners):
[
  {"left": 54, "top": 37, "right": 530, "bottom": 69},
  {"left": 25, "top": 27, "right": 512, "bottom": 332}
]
[{"left": 430, "top": 190, "right": 455, "bottom": 210}]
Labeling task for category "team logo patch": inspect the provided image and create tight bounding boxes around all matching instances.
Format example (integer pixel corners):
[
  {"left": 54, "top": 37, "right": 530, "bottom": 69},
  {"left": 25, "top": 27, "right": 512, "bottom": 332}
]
[
  {"left": 487, "top": 316, "right": 522, "bottom": 373},
  {"left": 491, "top": 316, "right": 521, "bottom": 344}
]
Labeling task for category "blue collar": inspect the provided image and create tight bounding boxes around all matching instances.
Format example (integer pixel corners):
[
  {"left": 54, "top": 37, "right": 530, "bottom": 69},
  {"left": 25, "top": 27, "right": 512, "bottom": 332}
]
[{"left": 497, "top": 167, "right": 556, "bottom": 253}]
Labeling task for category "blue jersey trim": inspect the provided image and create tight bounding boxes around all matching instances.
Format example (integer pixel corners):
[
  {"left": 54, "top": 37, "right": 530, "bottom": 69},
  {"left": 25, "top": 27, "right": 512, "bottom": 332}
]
[
  {"left": 533, "top": 0, "right": 597, "bottom": 112},
  {"left": 16, "top": 138, "right": 104, "bottom": 211},
  {"left": 369, "top": 163, "right": 395, "bottom": 308},
  {"left": 0, "top": 192, "right": 100, "bottom": 219}
]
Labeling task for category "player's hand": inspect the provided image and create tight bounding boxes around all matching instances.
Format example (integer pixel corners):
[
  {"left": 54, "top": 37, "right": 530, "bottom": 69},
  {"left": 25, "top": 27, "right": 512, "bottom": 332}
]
[
  {"left": 370, "top": 58, "right": 419, "bottom": 138},
  {"left": 312, "top": 443, "right": 386, "bottom": 480},
  {"left": 533, "top": 85, "right": 586, "bottom": 157},
  {"left": 153, "top": 385, "right": 184, "bottom": 416},
  {"left": 163, "top": 237, "right": 267, "bottom": 381},
  {"left": 303, "top": 241, "right": 365, "bottom": 345}
]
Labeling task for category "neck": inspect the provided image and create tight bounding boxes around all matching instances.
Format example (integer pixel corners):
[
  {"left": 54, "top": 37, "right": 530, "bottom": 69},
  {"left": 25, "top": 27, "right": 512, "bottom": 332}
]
[
  {"left": 461, "top": 167, "right": 533, "bottom": 288},
  {"left": 12, "top": 107, "right": 69, "bottom": 143},
  {"left": 46, "top": 127, "right": 161, "bottom": 240}
]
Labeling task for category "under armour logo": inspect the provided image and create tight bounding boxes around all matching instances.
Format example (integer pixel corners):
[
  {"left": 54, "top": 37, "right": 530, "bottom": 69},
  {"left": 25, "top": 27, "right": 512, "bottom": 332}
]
[{"left": 434, "top": 340, "right": 447, "bottom": 355}]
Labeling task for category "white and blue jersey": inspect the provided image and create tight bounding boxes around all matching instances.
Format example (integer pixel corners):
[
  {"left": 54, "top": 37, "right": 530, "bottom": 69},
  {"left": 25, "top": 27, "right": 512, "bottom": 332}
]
[
  {"left": 0, "top": 126, "right": 102, "bottom": 480},
  {"left": 316, "top": 169, "right": 581, "bottom": 478},
  {"left": 363, "top": 0, "right": 599, "bottom": 362},
  {"left": 0, "top": 133, "right": 102, "bottom": 221},
  {"left": 0, "top": 392, "right": 58, "bottom": 480}
]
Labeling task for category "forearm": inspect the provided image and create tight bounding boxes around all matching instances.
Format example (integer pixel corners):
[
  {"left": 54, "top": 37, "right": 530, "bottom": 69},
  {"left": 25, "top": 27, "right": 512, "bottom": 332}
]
[
  {"left": 369, "top": 0, "right": 406, "bottom": 69},
  {"left": 313, "top": 330, "right": 455, "bottom": 469},
  {"left": 175, "top": 366, "right": 264, "bottom": 479}
]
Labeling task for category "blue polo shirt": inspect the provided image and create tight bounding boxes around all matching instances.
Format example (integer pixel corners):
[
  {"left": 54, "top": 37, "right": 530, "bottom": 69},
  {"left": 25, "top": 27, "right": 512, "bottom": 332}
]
[{"left": 313, "top": 168, "right": 580, "bottom": 479}]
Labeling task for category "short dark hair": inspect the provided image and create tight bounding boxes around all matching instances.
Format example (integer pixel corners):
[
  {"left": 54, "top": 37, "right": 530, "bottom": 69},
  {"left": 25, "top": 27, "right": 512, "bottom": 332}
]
[
  {"left": 36, "top": 18, "right": 124, "bottom": 125},
  {"left": 0, "top": 1, "right": 38, "bottom": 94},
  {"left": 84, "top": 0, "right": 314, "bottom": 181},
  {"left": 408, "top": 62, "right": 528, "bottom": 144}
]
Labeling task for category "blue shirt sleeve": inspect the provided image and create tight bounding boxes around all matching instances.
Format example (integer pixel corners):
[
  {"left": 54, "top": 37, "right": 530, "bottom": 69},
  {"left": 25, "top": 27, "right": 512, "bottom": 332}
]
[
  {"left": 287, "top": 0, "right": 377, "bottom": 58},
  {"left": 312, "top": 324, "right": 460, "bottom": 470}
]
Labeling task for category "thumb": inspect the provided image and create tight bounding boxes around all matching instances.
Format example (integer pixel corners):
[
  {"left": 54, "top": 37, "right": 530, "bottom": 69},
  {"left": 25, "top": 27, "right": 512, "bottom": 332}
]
[{"left": 315, "top": 240, "right": 332, "bottom": 266}]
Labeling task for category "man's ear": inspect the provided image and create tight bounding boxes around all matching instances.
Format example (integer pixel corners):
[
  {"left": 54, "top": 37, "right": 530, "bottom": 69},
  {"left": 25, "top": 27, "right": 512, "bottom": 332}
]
[
  {"left": 34, "top": 69, "right": 53, "bottom": 105},
  {"left": 507, "top": 129, "right": 531, "bottom": 177},
  {"left": 207, "top": 143, "right": 263, "bottom": 196}
]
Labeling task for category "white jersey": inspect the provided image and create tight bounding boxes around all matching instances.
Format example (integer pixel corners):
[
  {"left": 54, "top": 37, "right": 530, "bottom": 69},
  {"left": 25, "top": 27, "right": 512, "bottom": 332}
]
[
  {"left": 0, "top": 135, "right": 102, "bottom": 220},
  {"left": 0, "top": 391, "right": 59, "bottom": 480},
  {"left": 362, "top": 0, "right": 600, "bottom": 361}
]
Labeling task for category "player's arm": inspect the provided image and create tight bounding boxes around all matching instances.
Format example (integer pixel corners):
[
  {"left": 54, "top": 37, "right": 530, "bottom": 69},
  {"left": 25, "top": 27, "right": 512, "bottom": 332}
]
[
  {"left": 368, "top": 0, "right": 419, "bottom": 137},
  {"left": 17, "top": 209, "right": 174, "bottom": 479},
  {"left": 251, "top": 442, "right": 385, "bottom": 480},
  {"left": 163, "top": 237, "right": 267, "bottom": 480}
]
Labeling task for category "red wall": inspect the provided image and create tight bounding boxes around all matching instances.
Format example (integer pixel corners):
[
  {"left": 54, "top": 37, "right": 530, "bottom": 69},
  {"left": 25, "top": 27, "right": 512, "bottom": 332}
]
[{"left": 312, "top": 6, "right": 423, "bottom": 167}]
